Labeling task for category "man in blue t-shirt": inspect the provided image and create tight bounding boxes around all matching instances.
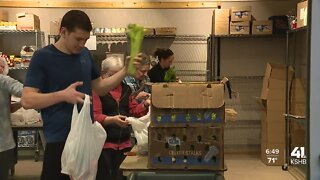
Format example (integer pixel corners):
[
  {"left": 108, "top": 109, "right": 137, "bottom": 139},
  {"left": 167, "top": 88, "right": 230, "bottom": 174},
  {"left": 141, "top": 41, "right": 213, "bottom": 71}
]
[{"left": 21, "top": 10, "right": 140, "bottom": 180}]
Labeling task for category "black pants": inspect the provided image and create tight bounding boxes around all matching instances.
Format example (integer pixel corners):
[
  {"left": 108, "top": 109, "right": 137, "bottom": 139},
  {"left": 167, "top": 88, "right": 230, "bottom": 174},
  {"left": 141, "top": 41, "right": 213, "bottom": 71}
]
[
  {"left": 99, "top": 147, "right": 131, "bottom": 180},
  {"left": 0, "top": 148, "right": 14, "bottom": 180},
  {"left": 41, "top": 142, "right": 107, "bottom": 180}
]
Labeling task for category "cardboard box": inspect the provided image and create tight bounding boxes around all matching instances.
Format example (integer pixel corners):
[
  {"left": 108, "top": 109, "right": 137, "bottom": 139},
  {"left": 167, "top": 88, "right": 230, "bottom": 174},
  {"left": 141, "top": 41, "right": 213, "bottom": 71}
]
[
  {"left": 230, "top": 22, "right": 250, "bottom": 35},
  {"left": 154, "top": 27, "right": 176, "bottom": 35},
  {"left": 262, "top": 110, "right": 285, "bottom": 143},
  {"left": 151, "top": 82, "right": 225, "bottom": 127},
  {"left": 213, "top": 9, "right": 229, "bottom": 22},
  {"left": 260, "top": 63, "right": 294, "bottom": 100},
  {"left": 148, "top": 126, "right": 224, "bottom": 170},
  {"left": 290, "top": 102, "right": 305, "bottom": 116},
  {"left": 290, "top": 120, "right": 305, "bottom": 147},
  {"left": 49, "top": 21, "right": 60, "bottom": 35},
  {"left": 143, "top": 28, "right": 154, "bottom": 35},
  {"left": 261, "top": 141, "right": 285, "bottom": 166},
  {"left": 297, "top": 1, "right": 308, "bottom": 28},
  {"left": 212, "top": 21, "right": 229, "bottom": 35},
  {"left": 230, "top": 6, "right": 252, "bottom": 22},
  {"left": 16, "top": 13, "right": 40, "bottom": 31},
  {"left": 290, "top": 78, "right": 306, "bottom": 103},
  {"left": 0, "top": 10, "right": 8, "bottom": 22},
  {"left": 252, "top": 20, "right": 273, "bottom": 35}
]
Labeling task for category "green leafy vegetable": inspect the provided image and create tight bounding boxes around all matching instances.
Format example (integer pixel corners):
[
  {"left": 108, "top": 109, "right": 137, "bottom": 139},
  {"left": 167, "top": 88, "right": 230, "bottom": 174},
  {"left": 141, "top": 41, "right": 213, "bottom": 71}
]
[
  {"left": 127, "top": 24, "right": 144, "bottom": 76},
  {"left": 164, "top": 66, "right": 176, "bottom": 82}
]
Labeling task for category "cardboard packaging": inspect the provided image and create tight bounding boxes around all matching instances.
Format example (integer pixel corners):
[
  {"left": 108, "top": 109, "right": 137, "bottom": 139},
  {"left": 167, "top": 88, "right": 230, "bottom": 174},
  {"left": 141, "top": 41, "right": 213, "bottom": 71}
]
[
  {"left": 290, "top": 120, "right": 305, "bottom": 147},
  {"left": 230, "top": 6, "right": 252, "bottom": 22},
  {"left": 0, "top": 10, "right": 8, "bottom": 22},
  {"left": 154, "top": 27, "right": 176, "bottom": 35},
  {"left": 252, "top": 20, "right": 273, "bottom": 35},
  {"left": 212, "top": 9, "right": 230, "bottom": 35},
  {"left": 49, "top": 21, "right": 60, "bottom": 35},
  {"left": 230, "top": 21, "right": 250, "bottom": 35},
  {"left": 16, "top": 13, "right": 40, "bottom": 31},
  {"left": 212, "top": 21, "right": 229, "bottom": 35},
  {"left": 151, "top": 82, "right": 225, "bottom": 127},
  {"left": 143, "top": 28, "right": 155, "bottom": 35},
  {"left": 261, "top": 140, "right": 285, "bottom": 166},
  {"left": 148, "top": 126, "right": 224, "bottom": 170},
  {"left": 213, "top": 9, "right": 230, "bottom": 22},
  {"left": 260, "top": 63, "right": 294, "bottom": 101},
  {"left": 297, "top": 1, "right": 308, "bottom": 28}
]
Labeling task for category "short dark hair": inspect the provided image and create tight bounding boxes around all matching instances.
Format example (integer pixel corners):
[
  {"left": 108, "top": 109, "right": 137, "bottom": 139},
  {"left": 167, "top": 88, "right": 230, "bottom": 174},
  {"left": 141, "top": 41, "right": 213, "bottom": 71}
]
[
  {"left": 153, "top": 48, "right": 174, "bottom": 61},
  {"left": 60, "top": 10, "right": 92, "bottom": 32}
]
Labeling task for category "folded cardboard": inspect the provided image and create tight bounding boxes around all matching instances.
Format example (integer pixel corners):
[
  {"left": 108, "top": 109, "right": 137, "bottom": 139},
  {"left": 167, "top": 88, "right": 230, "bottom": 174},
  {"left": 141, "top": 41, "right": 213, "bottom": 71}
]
[
  {"left": 0, "top": 10, "right": 8, "bottom": 22},
  {"left": 230, "top": 21, "right": 250, "bottom": 35},
  {"left": 212, "top": 21, "right": 229, "bottom": 35},
  {"left": 231, "top": 6, "right": 252, "bottom": 22},
  {"left": 213, "top": 9, "right": 230, "bottom": 22},
  {"left": 148, "top": 126, "right": 224, "bottom": 170},
  {"left": 49, "top": 21, "right": 60, "bottom": 35},
  {"left": 290, "top": 102, "right": 305, "bottom": 116},
  {"left": 260, "top": 63, "right": 294, "bottom": 100},
  {"left": 290, "top": 78, "right": 306, "bottom": 103},
  {"left": 297, "top": 1, "right": 308, "bottom": 28},
  {"left": 290, "top": 120, "right": 305, "bottom": 147},
  {"left": 16, "top": 13, "right": 40, "bottom": 30},
  {"left": 252, "top": 20, "right": 273, "bottom": 35},
  {"left": 154, "top": 27, "right": 176, "bottom": 35},
  {"left": 261, "top": 141, "right": 285, "bottom": 166},
  {"left": 151, "top": 82, "right": 225, "bottom": 126},
  {"left": 262, "top": 110, "right": 285, "bottom": 143}
]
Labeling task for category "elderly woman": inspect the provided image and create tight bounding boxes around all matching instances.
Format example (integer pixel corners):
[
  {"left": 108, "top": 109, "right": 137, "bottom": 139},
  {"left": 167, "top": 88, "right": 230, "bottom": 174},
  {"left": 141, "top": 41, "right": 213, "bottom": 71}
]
[
  {"left": 93, "top": 56, "right": 149, "bottom": 180},
  {"left": 0, "top": 57, "right": 23, "bottom": 180},
  {"left": 123, "top": 53, "right": 151, "bottom": 102}
]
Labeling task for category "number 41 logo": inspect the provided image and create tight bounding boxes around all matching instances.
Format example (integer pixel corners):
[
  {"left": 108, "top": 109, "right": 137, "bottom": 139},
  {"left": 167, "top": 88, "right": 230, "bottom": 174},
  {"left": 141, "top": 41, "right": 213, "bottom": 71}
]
[{"left": 290, "top": 147, "right": 307, "bottom": 158}]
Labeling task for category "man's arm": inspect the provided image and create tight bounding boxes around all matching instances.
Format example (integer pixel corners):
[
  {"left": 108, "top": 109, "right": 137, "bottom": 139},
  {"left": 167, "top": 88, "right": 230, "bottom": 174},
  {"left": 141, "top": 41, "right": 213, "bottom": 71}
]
[
  {"left": 92, "top": 54, "right": 142, "bottom": 96},
  {"left": 21, "top": 82, "right": 85, "bottom": 110},
  {"left": 92, "top": 68, "right": 127, "bottom": 96}
]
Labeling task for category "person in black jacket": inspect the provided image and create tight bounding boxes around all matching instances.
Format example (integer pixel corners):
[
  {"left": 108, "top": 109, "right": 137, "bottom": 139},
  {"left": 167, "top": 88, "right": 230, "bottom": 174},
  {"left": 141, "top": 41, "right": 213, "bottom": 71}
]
[
  {"left": 93, "top": 56, "right": 149, "bottom": 180},
  {"left": 148, "top": 48, "right": 174, "bottom": 82}
]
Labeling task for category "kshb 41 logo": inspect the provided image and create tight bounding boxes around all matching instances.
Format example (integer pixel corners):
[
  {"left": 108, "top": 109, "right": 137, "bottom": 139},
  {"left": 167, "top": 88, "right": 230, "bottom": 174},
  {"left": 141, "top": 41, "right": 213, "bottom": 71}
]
[{"left": 290, "top": 147, "right": 307, "bottom": 165}]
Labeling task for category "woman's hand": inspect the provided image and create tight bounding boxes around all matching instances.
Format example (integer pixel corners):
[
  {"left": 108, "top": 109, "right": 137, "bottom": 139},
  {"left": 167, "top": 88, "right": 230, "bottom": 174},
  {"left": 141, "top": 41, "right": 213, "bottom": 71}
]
[
  {"left": 105, "top": 115, "right": 129, "bottom": 127},
  {"left": 135, "top": 91, "right": 150, "bottom": 100}
]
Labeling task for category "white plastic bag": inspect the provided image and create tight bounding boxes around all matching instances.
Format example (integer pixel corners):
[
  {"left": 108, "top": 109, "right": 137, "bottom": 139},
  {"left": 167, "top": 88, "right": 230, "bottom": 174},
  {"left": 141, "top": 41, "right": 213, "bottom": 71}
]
[
  {"left": 127, "top": 107, "right": 150, "bottom": 154},
  {"left": 61, "top": 95, "right": 107, "bottom": 180}
]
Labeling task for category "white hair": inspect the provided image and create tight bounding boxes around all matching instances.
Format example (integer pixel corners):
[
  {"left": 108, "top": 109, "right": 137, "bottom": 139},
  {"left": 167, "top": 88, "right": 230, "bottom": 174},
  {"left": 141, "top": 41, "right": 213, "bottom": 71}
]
[
  {"left": 101, "top": 56, "right": 124, "bottom": 72},
  {"left": 0, "top": 57, "right": 9, "bottom": 75}
]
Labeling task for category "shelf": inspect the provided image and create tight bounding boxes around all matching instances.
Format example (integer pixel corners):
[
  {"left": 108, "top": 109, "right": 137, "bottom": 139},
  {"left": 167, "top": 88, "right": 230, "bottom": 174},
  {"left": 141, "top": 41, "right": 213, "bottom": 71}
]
[
  {"left": 0, "top": 30, "right": 42, "bottom": 34},
  {"left": 9, "top": 67, "right": 28, "bottom": 70},
  {"left": 212, "top": 34, "right": 285, "bottom": 38},
  {"left": 288, "top": 26, "right": 307, "bottom": 34}
]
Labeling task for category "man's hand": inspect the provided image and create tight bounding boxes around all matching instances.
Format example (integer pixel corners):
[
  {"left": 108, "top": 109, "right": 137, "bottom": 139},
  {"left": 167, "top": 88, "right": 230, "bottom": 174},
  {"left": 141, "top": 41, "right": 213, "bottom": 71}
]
[
  {"left": 143, "top": 98, "right": 151, "bottom": 109},
  {"left": 60, "top": 82, "right": 85, "bottom": 104},
  {"left": 125, "top": 53, "right": 143, "bottom": 72},
  {"left": 108, "top": 115, "right": 129, "bottom": 127}
]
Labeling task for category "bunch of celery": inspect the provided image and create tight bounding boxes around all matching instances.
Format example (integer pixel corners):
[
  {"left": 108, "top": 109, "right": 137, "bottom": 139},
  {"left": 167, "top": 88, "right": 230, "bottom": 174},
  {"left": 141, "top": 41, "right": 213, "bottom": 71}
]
[
  {"left": 164, "top": 66, "right": 177, "bottom": 82},
  {"left": 127, "top": 24, "right": 144, "bottom": 76}
]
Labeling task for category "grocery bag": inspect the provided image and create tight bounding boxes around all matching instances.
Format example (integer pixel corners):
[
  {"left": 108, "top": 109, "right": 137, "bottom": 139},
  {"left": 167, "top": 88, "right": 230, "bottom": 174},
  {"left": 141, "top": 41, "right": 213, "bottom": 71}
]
[
  {"left": 61, "top": 94, "right": 107, "bottom": 180},
  {"left": 127, "top": 107, "right": 150, "bottom": 154}
]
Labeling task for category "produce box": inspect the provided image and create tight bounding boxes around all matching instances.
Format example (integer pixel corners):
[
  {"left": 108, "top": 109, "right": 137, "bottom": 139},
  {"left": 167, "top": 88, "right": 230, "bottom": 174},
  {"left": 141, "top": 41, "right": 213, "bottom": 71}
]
[
  {"left": 16, "top": 13, "right": 40, "bottom": 31},
  {"left": 151, "top": 82, "right": 225, "bottom": 127},
  {"left": 148, "top": 126, "right": 224, "bottom": 170},
  {"left": 154, "top": 27, "right": 176, "bottom": 35}
]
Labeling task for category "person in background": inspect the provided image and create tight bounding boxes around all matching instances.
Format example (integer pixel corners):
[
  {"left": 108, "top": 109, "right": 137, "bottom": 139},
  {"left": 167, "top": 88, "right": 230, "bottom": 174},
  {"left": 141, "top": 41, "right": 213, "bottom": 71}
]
[
  {"left": 123, "top": 53, "right": 151, "bottom": 102},
  {"left": 21, "top": 10, "right": 141, "bottom": 180},
  {"left": 93, "top": 56, "right": 150, "bottom": 180},
  {"left": 0, "top": 57, "right": 23, "bottom": 180},
  {"left": 147, "top": 48, "right": 174, "bottom": 82}
]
